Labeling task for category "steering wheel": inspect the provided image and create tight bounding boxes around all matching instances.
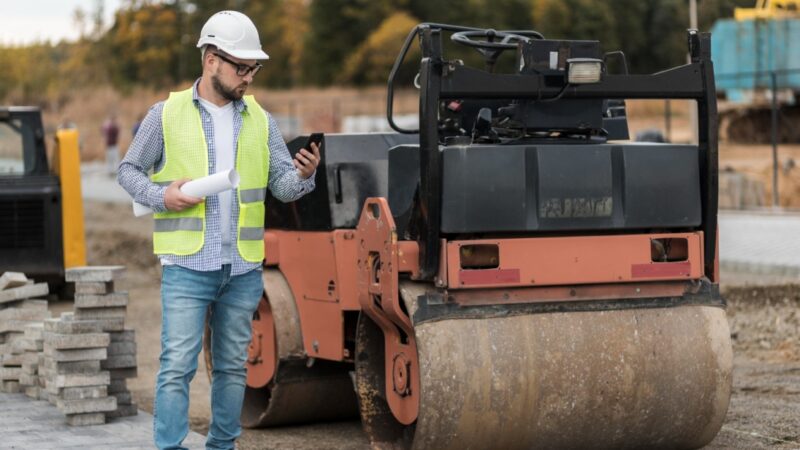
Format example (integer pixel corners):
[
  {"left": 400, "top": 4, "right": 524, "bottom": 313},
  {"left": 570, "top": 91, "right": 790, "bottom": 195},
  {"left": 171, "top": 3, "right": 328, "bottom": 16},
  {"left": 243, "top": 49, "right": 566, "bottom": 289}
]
[
  {"left": 452, "top": 29, "right": 543, "bottom": 49},
  {"left": 451, "top": 29, "right": 544, "bottom": 70}
]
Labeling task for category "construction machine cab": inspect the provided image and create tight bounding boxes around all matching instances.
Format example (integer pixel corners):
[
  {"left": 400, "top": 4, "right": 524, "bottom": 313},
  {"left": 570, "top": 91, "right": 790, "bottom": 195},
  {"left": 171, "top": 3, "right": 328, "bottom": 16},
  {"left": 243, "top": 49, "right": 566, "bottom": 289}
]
[
  {"left": 0, "top": 108, "right": 64, "bottom": 284},
  {"left": 0, "top": 107, "right": 85, "bottom": 289}
]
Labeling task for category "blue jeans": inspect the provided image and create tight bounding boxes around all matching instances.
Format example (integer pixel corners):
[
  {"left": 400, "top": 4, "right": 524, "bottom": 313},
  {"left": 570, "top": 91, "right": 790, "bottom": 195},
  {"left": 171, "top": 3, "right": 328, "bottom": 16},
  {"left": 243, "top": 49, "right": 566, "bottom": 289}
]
[{"left": 154, "top": 264, "right": 263, "bottom": 450}]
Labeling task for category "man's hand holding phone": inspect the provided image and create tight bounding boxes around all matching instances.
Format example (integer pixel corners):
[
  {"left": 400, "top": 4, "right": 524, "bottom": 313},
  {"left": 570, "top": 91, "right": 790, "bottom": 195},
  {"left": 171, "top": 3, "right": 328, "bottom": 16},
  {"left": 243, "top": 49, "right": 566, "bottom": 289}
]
[{"left": 295, "top": 133, "right": 322, "bottom": 179}]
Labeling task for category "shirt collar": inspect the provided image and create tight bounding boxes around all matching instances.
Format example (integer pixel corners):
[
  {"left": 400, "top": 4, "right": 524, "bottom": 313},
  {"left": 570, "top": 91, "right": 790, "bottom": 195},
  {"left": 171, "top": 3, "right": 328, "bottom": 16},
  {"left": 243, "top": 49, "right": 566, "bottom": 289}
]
[{"left": 192, "top": 78, "right": 247, "bottom": 113}]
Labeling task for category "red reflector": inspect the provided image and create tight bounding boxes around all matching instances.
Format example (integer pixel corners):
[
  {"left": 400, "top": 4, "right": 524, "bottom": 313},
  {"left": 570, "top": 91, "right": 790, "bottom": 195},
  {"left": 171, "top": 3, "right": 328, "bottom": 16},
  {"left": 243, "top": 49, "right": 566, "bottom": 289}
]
[
  {"left": 631, "top": 262, "right": 691, "bottom": 278},
  {"left": 459, "top": 269, "right": 520, "bottom": 286}
]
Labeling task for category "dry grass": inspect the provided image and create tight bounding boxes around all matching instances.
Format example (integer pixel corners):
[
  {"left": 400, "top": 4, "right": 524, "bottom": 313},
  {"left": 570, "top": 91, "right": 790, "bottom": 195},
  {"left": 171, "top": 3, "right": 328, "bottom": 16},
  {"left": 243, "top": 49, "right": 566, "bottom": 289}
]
[{"left": 38, "top": 84, "right": 421, "bottom": 161}]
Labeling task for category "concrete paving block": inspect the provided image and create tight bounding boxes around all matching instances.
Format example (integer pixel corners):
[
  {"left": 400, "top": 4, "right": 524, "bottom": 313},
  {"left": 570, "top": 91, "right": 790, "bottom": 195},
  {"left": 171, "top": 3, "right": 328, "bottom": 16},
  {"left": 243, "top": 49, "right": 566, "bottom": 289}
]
[
  {"left": 0, "top": 306, "right": 49, "bottom": 321},
  {"left": 0, "top": 319, "right": 36, "bottom": 334},
  {"left": 0, "top": 338, "right": 25, "bottom": 357},
  {"left": 110, "top": 391, "right": 131, "bottom": 405},
  {"left": 109, "top": 367, "right": 138, "bottom": 380},
  {"left": 2, "top": 353, "right": 24, "bottom": 365},
  {"left": 44, "top": 332, "right": 110, "bottom": 350},
  {"left": 9, "top": 338, "right": 27, "bottom": 355},
  {"left": 0, "top": 367, "right": 21, "bottom": 380},
  {"left": 65, "top": 266, "right": 125, "bottom": 283},
  {"left": 101, "top": 354, "right": 137, "bottom": 370},
  {"left": 57, "top": 396, "right": 117, "bottom": 415},
  {"left": 0, "top": 272, "right": 28, "bottom": 290},
  {"left": 10, "top": 338, "right": 26, "bottom": 353},
  {"left": 65, "top": 412, "right": 106, "bottom": 426},
  {"left": 21, "top": 362, "right": 38, "bottom": 375},
  {"left": 45, "top": 347, "right": 107, "bottom": 362},
  {"left": 109, "top": 329, "right": 136, "bottom": 343},
  {"left": 78, "top": 318, "right": 125, "bottom": 332},
  {"left": 18, "top": 371, "right": 37, "bottom": 386},
  {"left": 38, "top": 367, "right": 52, "bottom": 381},
  {"left": 1, "top": 380, "right": 21, "bottom": 393},
  {"left": 107, "top": 341, "right": 137, "bottom": 356},
  {"left": 49, "top": 371, "right": 110, "bottom": 390},
  {"left": 74, "top": 292, "right": 129, "bottom": 309},
  {"left": 44, "top": 318, "right": 103, "bottom": 334},
  {"left": 105, "top": 402, "right": 138, "bottom": 418},
  {"left": 60, "top": 385, "right": 108, "bottom": 400},
  {"left": 24, "top": 385, "right": 40, "bottom": 399},
  {"left": 108, "top": 378, "right": 127, "bottom": 393},
  {"left": 42, "top": 359, "right": 102, "bottom": 374},
  {"left": 74, "top": 281, "right": 115, "bottom": 294},
  {"left": 0, "top": 283, "right": 49, "bottom": 304},
  {"left": 18, "top": 338, "right": 43, "bottom": 352},
  {"left": 74, "top": 307, "right": 127, "bottom": 321},
  {"left": 3, "top": 299, "right": 48, "bottom": 313}
]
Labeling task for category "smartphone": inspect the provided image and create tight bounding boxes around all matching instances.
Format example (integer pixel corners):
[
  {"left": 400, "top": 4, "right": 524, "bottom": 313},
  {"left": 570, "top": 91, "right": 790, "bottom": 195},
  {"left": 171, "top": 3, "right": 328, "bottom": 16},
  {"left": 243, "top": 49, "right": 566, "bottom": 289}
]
[{"left": 303, "top": 132, "right": 324, "bottom": 154}]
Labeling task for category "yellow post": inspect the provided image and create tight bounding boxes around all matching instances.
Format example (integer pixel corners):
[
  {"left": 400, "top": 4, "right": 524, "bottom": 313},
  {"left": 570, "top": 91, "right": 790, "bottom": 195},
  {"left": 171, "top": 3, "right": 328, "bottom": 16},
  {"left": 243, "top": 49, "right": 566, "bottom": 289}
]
[{"left": 54, "top": 129, "right": 87, "bottom": 268}]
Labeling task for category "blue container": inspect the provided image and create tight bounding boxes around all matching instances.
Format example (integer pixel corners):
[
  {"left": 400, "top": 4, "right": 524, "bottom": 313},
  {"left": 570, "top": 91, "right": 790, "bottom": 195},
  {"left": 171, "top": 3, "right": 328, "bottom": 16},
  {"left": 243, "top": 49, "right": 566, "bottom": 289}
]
[{"left": 711, "top": 18, "right": 800, "bottom": 100}]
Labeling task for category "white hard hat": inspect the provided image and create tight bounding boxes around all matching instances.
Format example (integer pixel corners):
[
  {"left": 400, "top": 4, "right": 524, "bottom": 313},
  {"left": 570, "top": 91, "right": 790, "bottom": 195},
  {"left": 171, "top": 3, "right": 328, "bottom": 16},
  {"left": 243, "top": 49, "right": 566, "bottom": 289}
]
[{"left": 196, "top": 11, "right": 269, "bottom": 60}]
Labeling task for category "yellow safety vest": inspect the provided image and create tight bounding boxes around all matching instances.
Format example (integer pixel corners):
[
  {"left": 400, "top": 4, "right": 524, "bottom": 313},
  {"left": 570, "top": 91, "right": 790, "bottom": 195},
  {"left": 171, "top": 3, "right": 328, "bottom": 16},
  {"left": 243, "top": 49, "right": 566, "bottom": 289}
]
[{"left": 151, "top": 87, "right": 270, "bottom": 262}]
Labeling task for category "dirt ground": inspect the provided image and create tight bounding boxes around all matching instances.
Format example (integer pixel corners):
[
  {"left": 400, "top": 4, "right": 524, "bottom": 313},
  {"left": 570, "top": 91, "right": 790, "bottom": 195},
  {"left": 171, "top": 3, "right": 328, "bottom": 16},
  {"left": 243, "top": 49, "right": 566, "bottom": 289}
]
[{"left": 71, "top": 200, "right": 800, "bottom": 449}]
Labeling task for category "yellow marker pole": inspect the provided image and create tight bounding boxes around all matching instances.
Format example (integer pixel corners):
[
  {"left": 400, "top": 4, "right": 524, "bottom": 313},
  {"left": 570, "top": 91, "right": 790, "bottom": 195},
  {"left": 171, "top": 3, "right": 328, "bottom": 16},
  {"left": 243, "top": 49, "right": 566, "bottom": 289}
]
[{"left": 54, "top": 129, "right": 86, "bottom": 268}]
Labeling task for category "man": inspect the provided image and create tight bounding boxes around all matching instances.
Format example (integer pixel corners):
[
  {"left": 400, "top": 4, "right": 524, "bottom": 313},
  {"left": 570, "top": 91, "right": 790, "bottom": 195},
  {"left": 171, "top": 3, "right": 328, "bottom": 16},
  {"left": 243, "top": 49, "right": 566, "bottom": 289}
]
[
  {"left": 102, "top": 113, "right": 120, "bottom": 176},
  {"left": 117, "top": 10, "right": 320, "bottom": 450}
]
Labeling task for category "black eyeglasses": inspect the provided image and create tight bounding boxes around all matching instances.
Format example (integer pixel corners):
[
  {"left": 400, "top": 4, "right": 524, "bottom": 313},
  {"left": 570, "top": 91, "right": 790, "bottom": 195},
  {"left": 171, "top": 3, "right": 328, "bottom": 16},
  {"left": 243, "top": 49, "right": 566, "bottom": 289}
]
[{"left": 213, "top": 52, "right": 262, "bottom": 77}]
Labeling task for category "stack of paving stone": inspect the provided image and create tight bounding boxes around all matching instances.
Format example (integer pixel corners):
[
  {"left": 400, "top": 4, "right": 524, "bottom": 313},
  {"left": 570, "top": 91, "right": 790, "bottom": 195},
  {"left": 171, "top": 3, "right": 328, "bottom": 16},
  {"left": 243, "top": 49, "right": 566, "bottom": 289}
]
[
  {"left": 0, "top": 272, "right": 51, "bottom": 393},
  {"left": 42, "top": 313, "right": 116, "bottom": 425},
  {"left": 66, "top": 265, "right": 138, "bottom": 419},
  {"left": 19, "top": 322, "right": 46, "bottom": 399}
]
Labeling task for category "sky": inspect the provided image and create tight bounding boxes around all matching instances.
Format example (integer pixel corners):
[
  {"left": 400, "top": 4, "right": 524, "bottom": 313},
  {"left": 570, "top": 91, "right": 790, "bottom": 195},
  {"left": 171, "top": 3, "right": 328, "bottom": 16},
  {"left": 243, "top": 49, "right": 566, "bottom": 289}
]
[{"left": 0, "top": 0, "right": 124, "bottom": 45}]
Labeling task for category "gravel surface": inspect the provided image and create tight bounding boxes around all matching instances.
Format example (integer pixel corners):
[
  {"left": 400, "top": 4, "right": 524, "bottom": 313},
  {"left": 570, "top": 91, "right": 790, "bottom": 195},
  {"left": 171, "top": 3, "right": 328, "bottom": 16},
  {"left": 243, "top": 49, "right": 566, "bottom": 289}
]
[{"left": 80, "top": 200, "right": 800, "bottom": 449}]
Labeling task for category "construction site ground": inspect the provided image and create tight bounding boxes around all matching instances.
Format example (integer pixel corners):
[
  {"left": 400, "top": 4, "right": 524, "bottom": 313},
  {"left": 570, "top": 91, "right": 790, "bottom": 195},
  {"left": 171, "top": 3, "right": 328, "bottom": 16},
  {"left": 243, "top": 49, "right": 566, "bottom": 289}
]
[{"left": 65, "top": 191, "right": 798, "bottom": 450}]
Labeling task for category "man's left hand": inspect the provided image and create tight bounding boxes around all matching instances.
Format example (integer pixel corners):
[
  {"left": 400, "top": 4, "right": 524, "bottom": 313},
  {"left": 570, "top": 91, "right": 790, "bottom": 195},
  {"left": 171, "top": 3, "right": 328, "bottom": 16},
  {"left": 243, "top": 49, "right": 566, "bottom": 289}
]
[{"left": 294, "top": 142, "right": 320, "bottom": 179}]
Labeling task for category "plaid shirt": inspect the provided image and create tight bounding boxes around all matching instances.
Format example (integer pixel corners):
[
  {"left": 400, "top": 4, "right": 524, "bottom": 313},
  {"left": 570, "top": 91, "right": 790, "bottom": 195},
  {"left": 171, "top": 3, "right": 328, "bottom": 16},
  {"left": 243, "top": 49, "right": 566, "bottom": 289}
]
[{"left": 118, "top": 79, "right": 315, "bottom": 276}]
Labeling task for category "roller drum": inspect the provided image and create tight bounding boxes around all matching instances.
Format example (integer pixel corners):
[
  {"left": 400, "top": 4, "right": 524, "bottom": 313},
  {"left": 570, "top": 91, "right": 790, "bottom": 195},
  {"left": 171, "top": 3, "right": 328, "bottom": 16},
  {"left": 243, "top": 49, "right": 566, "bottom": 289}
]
[{"left": 358, "top": 283, "right": 733, "bottom": 450}]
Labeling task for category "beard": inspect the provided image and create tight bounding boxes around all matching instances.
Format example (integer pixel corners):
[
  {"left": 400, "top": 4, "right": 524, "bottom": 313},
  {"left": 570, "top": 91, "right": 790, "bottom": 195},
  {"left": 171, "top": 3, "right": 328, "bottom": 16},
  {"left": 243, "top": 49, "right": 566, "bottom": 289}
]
[{"left": 211, "top": 71, "right": 247, "bottom": 101}]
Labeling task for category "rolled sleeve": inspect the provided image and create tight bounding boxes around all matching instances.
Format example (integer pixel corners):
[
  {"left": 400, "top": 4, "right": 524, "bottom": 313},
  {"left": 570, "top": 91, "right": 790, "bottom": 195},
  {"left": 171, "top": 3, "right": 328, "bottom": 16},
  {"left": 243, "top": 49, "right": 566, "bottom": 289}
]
[
  {"left": 266, "top": 113, "right": 316, "bottom": 202},
  {"left": 117, "top": 102, "right": 169, "bottom": 213}
]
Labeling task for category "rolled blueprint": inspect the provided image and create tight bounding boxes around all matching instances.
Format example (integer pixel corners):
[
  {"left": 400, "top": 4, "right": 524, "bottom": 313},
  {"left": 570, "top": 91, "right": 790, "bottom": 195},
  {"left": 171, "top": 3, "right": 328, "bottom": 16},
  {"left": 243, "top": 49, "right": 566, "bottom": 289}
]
[{"left": 132, "top": 169, "right": 241, "bottom": 217}]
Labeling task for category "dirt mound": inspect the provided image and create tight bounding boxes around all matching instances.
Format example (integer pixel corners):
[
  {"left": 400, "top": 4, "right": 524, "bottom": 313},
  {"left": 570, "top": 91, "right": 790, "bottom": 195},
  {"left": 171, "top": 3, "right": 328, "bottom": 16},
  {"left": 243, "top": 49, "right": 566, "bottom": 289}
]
[
  {"left": 83, "top": 201, "right": 159, "bottom": 281},
  {"left": 724, "top": 284, "right": 800, "bottom": 362},
  {"left": 85, "top": 228, "right": 159, "bottom": 278}
]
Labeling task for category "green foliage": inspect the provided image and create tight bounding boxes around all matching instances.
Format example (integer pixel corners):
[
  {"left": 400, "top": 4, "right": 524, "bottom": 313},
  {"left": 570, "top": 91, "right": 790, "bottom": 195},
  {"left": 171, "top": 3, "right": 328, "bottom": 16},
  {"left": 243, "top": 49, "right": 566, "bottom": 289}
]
[
  {"left": 106, "top": 3, "right": 182, "bottom": 86},
  {"left": 339, "top": 12, "right": 421, "bottom": 85},
  {"left": 302, "top": 0, "right": 402, "bottom": 85},
  {"left": 244, "top": 0, "right": 307, "bottom": 88}
]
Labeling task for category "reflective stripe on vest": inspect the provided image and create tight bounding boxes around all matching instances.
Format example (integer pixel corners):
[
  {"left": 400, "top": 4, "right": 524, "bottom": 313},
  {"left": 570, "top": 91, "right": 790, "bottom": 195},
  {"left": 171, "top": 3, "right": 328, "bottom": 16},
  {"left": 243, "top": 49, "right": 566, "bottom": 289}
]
[
  {"left": 151, "top": 87, "right": 270, "bottom": 262},
  {"left": 154, "top": 217, "right": 204, "bottom": 232},
  {"left": 239, "top": 227, "right": 265, "bottom": 240},
  {"left": 239, "top": 187, "right": 267, "bottom": 203}
]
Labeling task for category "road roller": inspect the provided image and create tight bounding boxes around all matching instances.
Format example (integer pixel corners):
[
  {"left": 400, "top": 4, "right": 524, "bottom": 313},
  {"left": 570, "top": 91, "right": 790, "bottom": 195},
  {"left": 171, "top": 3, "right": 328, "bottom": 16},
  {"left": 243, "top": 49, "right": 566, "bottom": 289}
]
[{"left": 206, "top": 23, "right": 732, "bottom": 449}]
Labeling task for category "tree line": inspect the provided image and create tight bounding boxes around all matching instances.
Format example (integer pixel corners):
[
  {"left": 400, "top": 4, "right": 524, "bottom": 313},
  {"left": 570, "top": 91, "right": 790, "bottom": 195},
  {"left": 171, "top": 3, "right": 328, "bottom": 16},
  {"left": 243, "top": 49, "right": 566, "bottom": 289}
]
[{"left": 0, "top": 0, "right": 753, "bottom": 104}]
